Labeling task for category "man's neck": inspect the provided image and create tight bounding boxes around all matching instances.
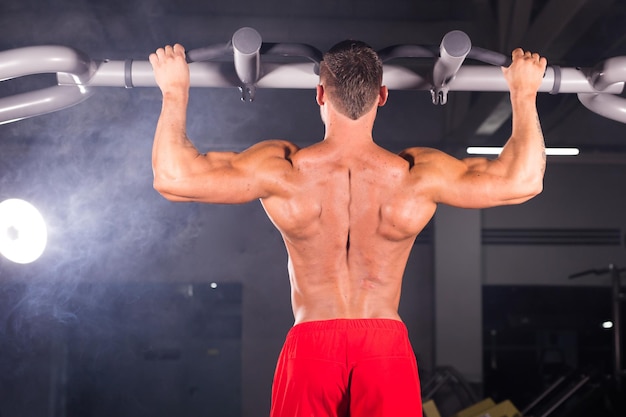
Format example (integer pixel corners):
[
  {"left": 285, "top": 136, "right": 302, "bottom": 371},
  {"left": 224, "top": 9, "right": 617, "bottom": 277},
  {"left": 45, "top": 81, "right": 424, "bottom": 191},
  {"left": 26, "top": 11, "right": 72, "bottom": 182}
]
[{"left": 322, "top": 109, "right": 377, "bottom": 145}]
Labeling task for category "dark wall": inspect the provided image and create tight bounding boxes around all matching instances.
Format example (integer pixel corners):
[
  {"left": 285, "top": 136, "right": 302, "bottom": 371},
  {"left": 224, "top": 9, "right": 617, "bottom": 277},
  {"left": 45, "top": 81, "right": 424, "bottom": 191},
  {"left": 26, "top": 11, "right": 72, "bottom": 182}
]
[
  {"left": 0, "top": 3, "right": 438, "bottom": 416},
  {"left": 3, "top": 2, "right": 626, "bottom": 416}
]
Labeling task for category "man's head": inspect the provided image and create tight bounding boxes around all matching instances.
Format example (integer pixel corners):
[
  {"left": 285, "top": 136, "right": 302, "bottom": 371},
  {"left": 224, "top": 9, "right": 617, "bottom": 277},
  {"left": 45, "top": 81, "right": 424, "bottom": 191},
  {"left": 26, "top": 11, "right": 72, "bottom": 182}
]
[{"left": 319, "top": 40, "right": 384, "bottom": 120}]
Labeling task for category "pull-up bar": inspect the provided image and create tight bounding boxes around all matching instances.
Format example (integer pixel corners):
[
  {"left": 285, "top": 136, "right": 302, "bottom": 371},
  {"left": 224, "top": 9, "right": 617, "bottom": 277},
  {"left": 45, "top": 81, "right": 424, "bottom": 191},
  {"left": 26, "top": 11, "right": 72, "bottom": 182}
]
[{"left": 0, "top": 27, "right": 624, "bottom": 126}]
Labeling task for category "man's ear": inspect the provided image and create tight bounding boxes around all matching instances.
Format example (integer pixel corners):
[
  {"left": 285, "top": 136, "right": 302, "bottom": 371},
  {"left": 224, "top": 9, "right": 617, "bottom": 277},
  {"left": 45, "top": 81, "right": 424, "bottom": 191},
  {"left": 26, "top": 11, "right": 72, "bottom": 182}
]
[
  {"left": 378, "top": 86, "right": 389, "bottom": 107},
  {"left": 316, "top": 84, "right": 325, "bottom": 106}
]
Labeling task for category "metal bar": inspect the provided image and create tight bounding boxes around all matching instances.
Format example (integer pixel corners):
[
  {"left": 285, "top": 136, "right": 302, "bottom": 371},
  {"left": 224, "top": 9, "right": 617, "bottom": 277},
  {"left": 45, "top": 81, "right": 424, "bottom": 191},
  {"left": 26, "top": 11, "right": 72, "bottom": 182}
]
[
  {"left": 55, "top": 60, "right": 624, "bottom": 95},
  {"left": 232, "top": 26, "right": 262, "bottom": 85},
  {"left": 431, "top": 30, "right": 472, "bottom": 105},
  {"left": 521, "top": 375, "right": 566, "bottom": 415},
  {"left": 2, "top": 27, "right": 626, "bottom": 126},
  {"left": 0, "top": 45, "right": 94, "bottom": 83},
  {"left": 0, "top": 85, "right": 93, "bottom": 126},
  {"left": 433, "top": 30, "right": 472, "bottom": 87},
  {"left": 578, "top": 93, "right": 626, "bottom": 124},
  {"left": 611, "top": 265, "right": 622, "bottom": 390},
  {"left": 539, "top": 375, "right": 590, "bottom": 417}
]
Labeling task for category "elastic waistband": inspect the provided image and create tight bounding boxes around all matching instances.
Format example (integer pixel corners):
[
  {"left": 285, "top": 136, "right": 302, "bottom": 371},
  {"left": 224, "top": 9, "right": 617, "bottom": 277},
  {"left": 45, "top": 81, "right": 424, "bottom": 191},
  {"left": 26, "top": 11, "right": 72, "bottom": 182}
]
[{"left": 289, "top": 318, "right": 406, "bottom": 334}]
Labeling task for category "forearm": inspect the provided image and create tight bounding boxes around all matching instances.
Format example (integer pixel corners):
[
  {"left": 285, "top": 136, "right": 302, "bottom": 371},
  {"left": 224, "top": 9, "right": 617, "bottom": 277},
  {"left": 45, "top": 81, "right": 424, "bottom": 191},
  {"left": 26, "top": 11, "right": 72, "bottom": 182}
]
[
  {"left": 432, "top": 49, "right": 547, "bottom": 208},
  {"left": 498, "top": 92, "right": 546, "bottom": 196},
  {"left": 152, "top": 92, "right": 202, "bottom": 189}
]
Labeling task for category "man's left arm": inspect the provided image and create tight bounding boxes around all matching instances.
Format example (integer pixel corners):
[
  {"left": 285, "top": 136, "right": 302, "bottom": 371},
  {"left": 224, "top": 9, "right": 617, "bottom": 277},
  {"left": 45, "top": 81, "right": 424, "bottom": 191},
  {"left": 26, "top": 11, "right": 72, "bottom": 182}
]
[{"left": 404, "top": 48, "right": 547, "bottom": 209}]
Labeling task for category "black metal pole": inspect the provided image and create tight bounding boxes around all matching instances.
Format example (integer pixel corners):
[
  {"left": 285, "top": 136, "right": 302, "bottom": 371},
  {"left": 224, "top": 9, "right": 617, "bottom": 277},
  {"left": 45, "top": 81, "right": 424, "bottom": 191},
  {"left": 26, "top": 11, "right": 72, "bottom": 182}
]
[{"left": 610, "top": 264, "right": 622, "bottom": 390}]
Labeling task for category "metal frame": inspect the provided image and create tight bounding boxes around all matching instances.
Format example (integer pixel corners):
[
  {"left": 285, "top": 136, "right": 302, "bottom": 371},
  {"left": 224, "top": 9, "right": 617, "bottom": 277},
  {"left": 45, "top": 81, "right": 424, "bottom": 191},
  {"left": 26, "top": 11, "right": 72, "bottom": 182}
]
[
  {"left": 0, "top": 27, "right": 625, "bottom": 125},
  {"left": 569, "top": 264, "right": 625, "bottom": 392}
]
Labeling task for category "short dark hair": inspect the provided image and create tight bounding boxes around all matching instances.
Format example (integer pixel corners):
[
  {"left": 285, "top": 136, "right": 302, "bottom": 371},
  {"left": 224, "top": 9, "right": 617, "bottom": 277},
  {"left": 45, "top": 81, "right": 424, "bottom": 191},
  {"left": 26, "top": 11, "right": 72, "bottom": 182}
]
[{"left": 319, "top": 40, "right": 383, "bottom": 120}]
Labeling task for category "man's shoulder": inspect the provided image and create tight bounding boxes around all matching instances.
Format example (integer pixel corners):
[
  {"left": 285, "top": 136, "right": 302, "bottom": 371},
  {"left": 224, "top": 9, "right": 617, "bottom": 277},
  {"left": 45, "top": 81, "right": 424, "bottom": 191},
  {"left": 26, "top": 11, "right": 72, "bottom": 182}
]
[
  {"left": 248, "top": 139, "right": 301, "bottom": 159},
  {"left": 398, "top": 146, "right": 444, "bottom": 166},
  {"left": 255, "top": 139, "right": 300, "bottom": 150},
  {"left": 398, "top": 145, "right": 440, "bottom": 156}
]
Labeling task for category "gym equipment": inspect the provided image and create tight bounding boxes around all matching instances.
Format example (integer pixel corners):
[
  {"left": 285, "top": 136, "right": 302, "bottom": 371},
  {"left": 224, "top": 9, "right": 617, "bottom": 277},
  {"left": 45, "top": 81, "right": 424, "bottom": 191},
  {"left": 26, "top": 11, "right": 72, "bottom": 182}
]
[
  {"left": 423, "top": 399, "right": 443, "bottom": 417},
  {"left": 450, "top": 398, "right": 496, "bottom": 417},
  {"left": 522, "top": 370, "right": 594, "bottom": 417},
  {"left": 422, "top": 366, "right": 480, "bottom": 416},
  {"left": 452, "top": 398, "right": 521, "bottom": 417},
  {"left": 0, "top": 27, "right": 625, "bottom": 125}
]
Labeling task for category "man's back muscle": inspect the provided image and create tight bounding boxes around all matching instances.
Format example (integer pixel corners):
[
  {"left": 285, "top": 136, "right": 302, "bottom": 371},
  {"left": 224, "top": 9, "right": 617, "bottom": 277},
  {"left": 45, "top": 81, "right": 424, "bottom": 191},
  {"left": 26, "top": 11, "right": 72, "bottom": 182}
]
[{"left": 260, "top": 140, "right": 436, "bottom": 323}]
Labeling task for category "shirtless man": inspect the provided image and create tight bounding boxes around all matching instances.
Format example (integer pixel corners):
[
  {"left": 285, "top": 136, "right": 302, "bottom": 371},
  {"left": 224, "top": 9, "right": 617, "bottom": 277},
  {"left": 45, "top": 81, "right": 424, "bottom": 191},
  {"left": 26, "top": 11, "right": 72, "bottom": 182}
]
[{"left": 149, "top": 40, "right": 546, "bottom": 417}]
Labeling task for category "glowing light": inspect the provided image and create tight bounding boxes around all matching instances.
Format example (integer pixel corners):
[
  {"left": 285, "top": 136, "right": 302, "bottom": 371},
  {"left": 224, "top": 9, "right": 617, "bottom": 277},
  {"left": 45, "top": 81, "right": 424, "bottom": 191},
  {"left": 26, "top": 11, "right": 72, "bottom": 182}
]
[
  {"left": 0, "top": 199, "right": 47, "bottom": 264},
  {"left": 466, "top": 147, "right": 579, "bottom": 156},
  {"left": 210, "top": 282, "right": 218, "bottom": 289},
  {"left": 602, "top": 321, "right": 613, "bottom": 329}
]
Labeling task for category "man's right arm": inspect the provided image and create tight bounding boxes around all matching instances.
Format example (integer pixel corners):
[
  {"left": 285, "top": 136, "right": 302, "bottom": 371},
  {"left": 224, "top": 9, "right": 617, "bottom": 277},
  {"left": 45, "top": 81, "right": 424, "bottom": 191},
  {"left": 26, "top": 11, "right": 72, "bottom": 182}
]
[
  {"left": 403, "top": 48, "right": 547, "bottom": 209},
  {"left": 149, "top": 44, "right": 298, "bottom": 204}
]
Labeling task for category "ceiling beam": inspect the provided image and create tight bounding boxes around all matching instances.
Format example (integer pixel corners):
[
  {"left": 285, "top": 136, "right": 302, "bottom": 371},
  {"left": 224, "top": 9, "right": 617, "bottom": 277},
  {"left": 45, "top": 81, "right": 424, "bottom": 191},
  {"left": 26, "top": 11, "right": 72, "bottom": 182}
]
[
  {"left": 0, "top": 12, "right": 478, "bottom": 52},
  {"left": 446, "top": 0, "right": 616, "bottom": 143},
  {"left": 497, "top": 0, "right": 533, "bottom": 52}
]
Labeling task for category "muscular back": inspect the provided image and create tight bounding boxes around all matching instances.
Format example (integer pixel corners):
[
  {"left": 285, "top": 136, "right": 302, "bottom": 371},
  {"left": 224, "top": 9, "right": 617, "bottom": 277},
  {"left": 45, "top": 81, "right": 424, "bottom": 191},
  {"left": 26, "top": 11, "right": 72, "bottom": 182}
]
[
  {"left": 260, "top": 140, "right": 437, "bottom": 324},
  {"left": 151, "top": 42, "right": 545, "bottom": 325}
]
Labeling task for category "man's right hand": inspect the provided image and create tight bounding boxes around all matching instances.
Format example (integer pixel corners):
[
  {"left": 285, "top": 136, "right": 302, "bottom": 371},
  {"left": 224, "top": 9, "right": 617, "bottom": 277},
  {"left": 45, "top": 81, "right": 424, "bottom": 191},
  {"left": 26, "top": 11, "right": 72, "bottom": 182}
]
[
  {"left": 149, "top": 44, "right": 190, "bottom": 97},
  {"left": 502, "top": 48, "right": 547, "bottom": 98}
]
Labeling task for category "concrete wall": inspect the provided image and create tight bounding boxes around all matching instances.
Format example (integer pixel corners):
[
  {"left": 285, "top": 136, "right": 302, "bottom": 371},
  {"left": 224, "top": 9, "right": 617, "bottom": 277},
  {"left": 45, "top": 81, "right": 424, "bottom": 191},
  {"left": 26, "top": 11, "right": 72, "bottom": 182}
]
[{"left": 483, "top": 162, "right": 626, "bottom": 287}]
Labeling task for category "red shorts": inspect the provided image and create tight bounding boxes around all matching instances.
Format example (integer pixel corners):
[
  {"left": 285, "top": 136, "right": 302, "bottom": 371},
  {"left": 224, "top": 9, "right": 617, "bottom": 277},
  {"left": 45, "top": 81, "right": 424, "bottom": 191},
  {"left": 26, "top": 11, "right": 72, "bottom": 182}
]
[{"left": 270, "top": 319, "right": 422, "bottom": 417}]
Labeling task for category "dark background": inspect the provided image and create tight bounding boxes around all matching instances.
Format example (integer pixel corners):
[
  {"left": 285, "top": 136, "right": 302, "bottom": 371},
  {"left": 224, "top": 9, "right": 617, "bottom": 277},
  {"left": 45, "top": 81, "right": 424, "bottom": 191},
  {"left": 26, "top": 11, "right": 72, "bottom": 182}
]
[{"left": 1, "top": 1, "right": 626, "bottom": 416}]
